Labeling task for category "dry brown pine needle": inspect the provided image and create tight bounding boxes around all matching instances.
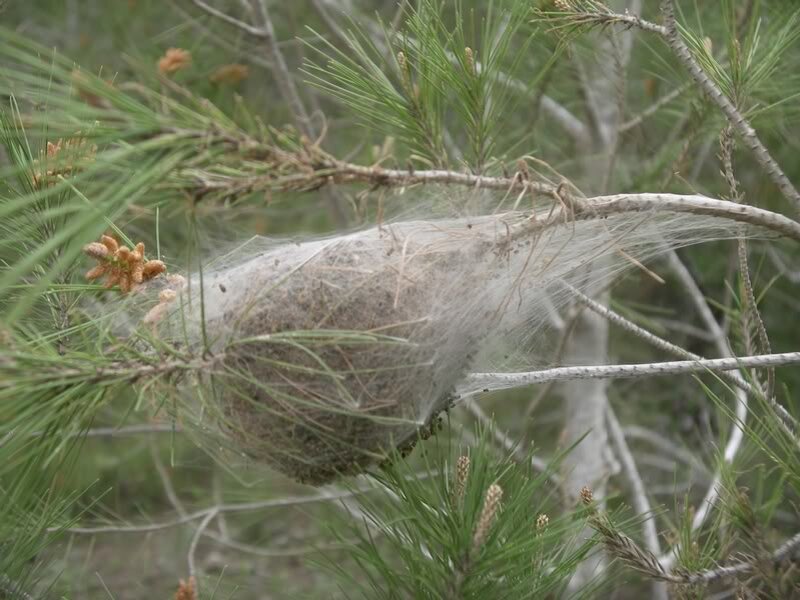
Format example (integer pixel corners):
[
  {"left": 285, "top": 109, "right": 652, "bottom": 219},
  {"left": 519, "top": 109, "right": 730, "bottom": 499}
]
[
  {"left": 158, "top": 48, "right": 191, "bottom": 75},
  {"left": 84, "top": 235, "right": 166, "bottom": 293}
]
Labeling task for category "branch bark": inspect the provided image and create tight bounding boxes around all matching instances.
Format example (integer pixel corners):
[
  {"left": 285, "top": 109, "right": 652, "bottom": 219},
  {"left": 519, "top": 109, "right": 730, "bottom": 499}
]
[
  {"left": 460, "top": 352, "right": 800, "bottom": 394},
  {"left": 659, "top": 0, "right": 800, "bottom": 214},
  {"left": 563, "top": 1, "right": 800, "bottom": 213}
]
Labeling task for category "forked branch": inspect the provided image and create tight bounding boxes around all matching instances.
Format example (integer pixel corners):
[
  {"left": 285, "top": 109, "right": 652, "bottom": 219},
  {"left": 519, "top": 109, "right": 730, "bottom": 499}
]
[{"left": 545, "top": 1, "right": 800, "bottom": 213}]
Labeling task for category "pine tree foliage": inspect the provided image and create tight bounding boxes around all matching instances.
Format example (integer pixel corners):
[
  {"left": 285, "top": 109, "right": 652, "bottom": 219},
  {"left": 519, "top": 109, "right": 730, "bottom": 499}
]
[
  {"left": 0, "top": 0, "right": 799, "bottom": 598},
  {"left": 304, "top": 0, "right": 542, "bottom": 170},
  {"left": 320, "top": 431, "right": 598, "bottom": 599}
]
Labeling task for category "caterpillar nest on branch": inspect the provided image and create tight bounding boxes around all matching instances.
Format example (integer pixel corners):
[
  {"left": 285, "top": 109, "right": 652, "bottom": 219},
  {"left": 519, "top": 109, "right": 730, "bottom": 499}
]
[{"left": 139, "top": 203, "right": 748, "bottom": 485}]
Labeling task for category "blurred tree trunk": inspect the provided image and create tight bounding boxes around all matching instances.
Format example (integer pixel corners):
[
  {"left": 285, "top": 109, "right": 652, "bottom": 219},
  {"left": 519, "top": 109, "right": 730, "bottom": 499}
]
[{"left": 559, "top": 4, "right": 667, "bottom": 597}]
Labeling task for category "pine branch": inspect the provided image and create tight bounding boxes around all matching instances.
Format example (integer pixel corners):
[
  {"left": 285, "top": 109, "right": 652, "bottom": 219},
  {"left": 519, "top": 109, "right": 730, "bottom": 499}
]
[
  {"left": 533, "top": 193, "right": 800, "bottom": 241},
  {"left": 659, "top": 0, "right": 800, "bottom": 215},
  {"left": 565, "top": 283, "right": 800, "bottom": 440},
  {"left": 187, "top": 143, "right": 800, "bottom": 240},
  {"left": 545, "top": 1, "right": 800, "bottom": 213},
  {"left": 0, "top": 353, "right": 219, "bottom": 388},
  {"left": 187, "top": 0, "right": 348, "bottom": 224},
  {"left": 720, "top": 126, "right": 775, "bottom": 399},
  {"left": 459, "top": 352, "right": 800, "bottom": 394},
  {"left": 593, "top": 514, "right": 800, "bottom": 586},
  {"left": 544, "top": 2, "right": 667, "bottom": 35}
]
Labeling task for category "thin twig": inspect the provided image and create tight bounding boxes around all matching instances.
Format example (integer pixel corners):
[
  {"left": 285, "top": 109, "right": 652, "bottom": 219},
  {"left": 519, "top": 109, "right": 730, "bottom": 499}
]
[
  {"left": 622, "top": 425, "right": 711, "bottom": 477},
  {"left": 619, "top": 83, "right": 690, "bottom": 132},
  {"left": 200, "top": 527, "right": 350, "bottom": 557},
  {"left": 593, "top": 513, "right": 800, "bottom": 585},
  {"left": 605, "top": 404, "right": 663, "bottom": 563},
  {"left": 565, "top": 284, "right": 756, "bottom": 397},
  {"left": 189, "top": 0, "right": 266, "bottom": 37},
  {"left": 212, "top": 469, "right": 231, "bottom": 542},
  {"left": 768, "top": 246, "right": 800, "bottom": 284},
  {"left": 459, "top": 352, "right": 800, "bottom": 395},
  {"left": 151, "top": 442, "right": 187, "bottom": 517},
  {"left": 462, "top": 397, "right": 556, "bottom": 479},
  {"left": 187, "top": 508, "right": 217, "bottom": 578},
  {"left": 569, "top": 193, "right": 800, "bottom": 241},
  {"left": 170, "top": 1, "right": 274, "bottom": 70},
  {"left": 566, "top": 277, "right": 799, "bottom": 439},
  {"left": 671, "top": 529, "right": 800, "bottom": 585},
  {"left": 249, "top": 0, "right": 313, "bottom": 137},
  {"left": 550, "top": 5, "right": 667, "bottom": 35},
  {"left": 50, "top": 484, "right": 379, "bottom": 535},
  {"left": 720, "top": 126, "right": 774, "bottom": 398}
]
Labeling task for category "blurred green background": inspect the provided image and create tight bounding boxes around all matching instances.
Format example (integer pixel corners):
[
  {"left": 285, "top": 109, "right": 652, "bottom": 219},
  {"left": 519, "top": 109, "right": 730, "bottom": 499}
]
[{"left": 3, "top": 1, "right": 800, "bottom": 597}]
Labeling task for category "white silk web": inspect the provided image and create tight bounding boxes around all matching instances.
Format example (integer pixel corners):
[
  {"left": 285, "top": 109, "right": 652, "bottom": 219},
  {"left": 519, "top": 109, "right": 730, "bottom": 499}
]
[{"left": 120, "top": 192, "right": 754, "bottom": 484}]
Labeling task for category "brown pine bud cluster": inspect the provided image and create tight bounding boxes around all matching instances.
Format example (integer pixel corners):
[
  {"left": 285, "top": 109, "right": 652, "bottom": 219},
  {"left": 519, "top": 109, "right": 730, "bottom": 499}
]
[
  {"left": 536, "top": 513, "right": 549, "bottom": 530},
  {"left": 472, "top": 483, "right": 503, "bottom": 551},
  {"left": 84, "top": 235, "right": 166, "bottom": 293},
  {"left": 174, "top": 576, "right": 196, "bottom": 600},
  {"left": 158, "top": 48, "right": 192, "bottom": 75},
  {"left": 71, "top": 69, "right": 113, "bottom": 109},
  {"left": 452, "top": 455, "right": 470, "bottom": 505},
  {"left": 210, "top": 63, "right": 250, "bottom": 85},
  {"left": 579, "top": 485, "right": 594, "bottom": 506},
  {"left": 554, "top": 0, "right": 573, "bottom": 11},
  {"left": 33, "top": 136, "right": 97, "bottom": 188}
]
